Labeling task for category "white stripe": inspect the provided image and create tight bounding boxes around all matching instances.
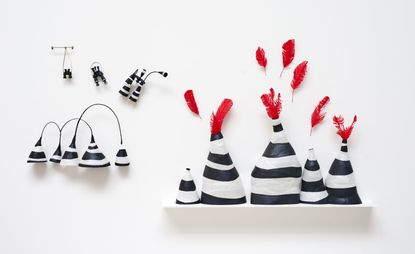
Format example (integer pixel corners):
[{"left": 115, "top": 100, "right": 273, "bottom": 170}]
[
  {"left": 28, "top": 158, "right": 47, "bottom": 162},
  {"left": 50, "top": 155, "right": 61, "bottom": 160},
  {"left": 79, "top": 158, "right": 110, "bottom": 166},
  {"left": 115, "top": 156, "right": 129, "bottom": 164},
  {"left": 307, "top": 148, "right": 316, "bottom": 160},
  {"left": 325, "top": 173, "right": 356, "bottom": 189},
  {"left": 206, "top": 160, "right": 234, "bottom": 170},
  {"left": 270, "top": 131, "right": 288, "bottom": 143},
  {"left": 202, "top": 177, "right": 245, "bottom": 199},
  {"left": 32, "top": 146, "right": 44, "bottom": 153},
  {"left": 176, "top": 190, "right": 199, "bottom": 203},
  {"left": 209, "top": 138, "right": 227, "bottom": 155},
  {"left": 251, "top": 177, "right": 301, "bottom": 196},
  {"left": 182, "top": 170, "right": 193, "bottom": 181},
  {"left": 302, "top": 169, "right": 323, "bottom": 182},
  {"left": 271, "top": 119, "right": 281, "bottom": 126},
  {"left": 60, "top": 158, "right": 78, "bottom": 166},
  {"left": 300, "top": 191, "right": 328, "bottom": 202},
  {"left": 336, "top": 151, "right": 349, "bottom": 161},
  {"left": 256, "top": 155, "right": 301, "bottom": 170},
  {"left": 64, "top": 147, "right": 76, "bottom": 153}
]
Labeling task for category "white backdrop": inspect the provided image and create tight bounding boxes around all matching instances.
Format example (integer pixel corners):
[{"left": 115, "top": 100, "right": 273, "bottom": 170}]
[{"left": 0, "top": 0, "right": 414, "bottom": 253}]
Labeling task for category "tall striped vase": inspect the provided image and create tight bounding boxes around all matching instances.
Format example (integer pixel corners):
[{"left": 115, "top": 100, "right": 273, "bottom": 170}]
[{"left": 300, "top": 148, "right": 328, "bottom": 204}]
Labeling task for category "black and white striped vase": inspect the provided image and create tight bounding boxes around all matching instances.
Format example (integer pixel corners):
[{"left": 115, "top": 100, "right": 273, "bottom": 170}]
[
  {"left": 78, "top": 135, "right": 110, "bottom": 168},
  {"left": 115, "top": 144, "right": 130, "bottom": 166},
  {"left": 176, "top": 168, "right": 200, "bottom": 204},
  {"left": 49, "top": 143, "right": 62, "bottom": 163},
  {"left": 60, "top": 137, "right": 79, "bottom": 166},
  {"left": 27, "top": 138, "right": 47, "bottom": 163},
  {"left": 251, "top": 119, "right": 302, "bottom": 204},
  {"left": 300, "top": 148, "right": 328, "bottom": 204},
  {"left": 201, "top": 133, "right": 246, "bottom": 205},
  {"left": 325, "top": 140, "right": 362, "bottom": 204}
]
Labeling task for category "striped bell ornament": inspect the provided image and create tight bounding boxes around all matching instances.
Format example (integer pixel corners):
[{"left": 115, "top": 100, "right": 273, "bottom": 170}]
[
  {"left": 176, "top": 168, "right": 200, "bottom": 204},
  {"left": 60, "top": 136, "right": 79, "bottom": 166},
  {"left": 115, "top": 143, "right": 130, "bottom": 166},
  {"left": 27, "top": 138, "right": 47, "bottom": 163},
  {"left": 78, "top": 135, "right": 110, "bottom": 168}
]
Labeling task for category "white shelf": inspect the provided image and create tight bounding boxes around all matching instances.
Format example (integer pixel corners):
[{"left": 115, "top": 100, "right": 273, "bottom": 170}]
[{"left": 162, "top": 200, "right": 373, "bottom": 209}]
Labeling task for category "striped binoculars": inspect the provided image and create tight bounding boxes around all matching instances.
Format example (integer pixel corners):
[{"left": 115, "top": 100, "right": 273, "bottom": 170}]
[{"left": 119, "top": 69, "right": 168, "bottom": 102}]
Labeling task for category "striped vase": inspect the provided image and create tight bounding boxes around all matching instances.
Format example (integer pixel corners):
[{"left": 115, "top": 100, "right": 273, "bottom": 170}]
[
  {"left": 300, "top": 148, "right": 328, "bottom": 204},
  {"left": 251, "top": 119, "right": 302, "bottom": 204},
  {"left": 78, "top": 135, "right": 110, "bottom": 168},
  {"left": 27, "top": 138, "right": 47, "bottom": 163},
  {"left": 49, "top": 143, "right": 62, "bottom": 163},
  {"left": 201, "top": 132, "right": 246, "bottom": 205},
  {"left": 176, "top": 168, "right": 200, "bottom": 204},
  {"left": 60, "top": 137, "right": 79, "bottom": 166},
  {"left": 325, "top": 140, "right": 362, "bottom": 204}
]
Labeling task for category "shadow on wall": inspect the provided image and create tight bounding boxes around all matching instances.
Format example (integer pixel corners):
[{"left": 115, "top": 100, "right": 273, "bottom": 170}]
[
  {"left": 163, "top": 207, "right": 373, "bottom": 235},
  {"left": 31, "top": 163, "right": 130, "bottom": 189}
]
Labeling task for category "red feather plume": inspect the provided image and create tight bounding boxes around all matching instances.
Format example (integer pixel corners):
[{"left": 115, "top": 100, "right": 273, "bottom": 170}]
[
  {"left": 310, "top": 96, "right": 330, "bottom": 135},
  {"left": 333, "top": 115, "right": 357, "bottom": 140},
  {"left": 260, "top": 88, "right": 282, "bottom": 119},
  {"left": 280, "top": 39, "right": 295, "bottom": 77},
  {"left": 290, "top": 61, "right": 308, "bottom": 102},
  {"left": 256, "top": 47, "right": 267, "bottom": 74},
  {"left": 184, "top": 90, "right": 200, "bottom": 117},
  {"left": 211, "top": 99, "right": 233, "bottom": 135}
]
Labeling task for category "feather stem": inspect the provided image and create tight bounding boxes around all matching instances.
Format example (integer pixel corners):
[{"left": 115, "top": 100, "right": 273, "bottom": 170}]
[{"left": 280, "top": 68, "right": 284, "bottom": 78}]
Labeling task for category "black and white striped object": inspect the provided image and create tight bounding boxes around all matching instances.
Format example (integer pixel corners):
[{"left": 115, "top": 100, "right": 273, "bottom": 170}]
[
  {"left": 78, "top": 135, "right": 110, "bottom": 168},
  {"left": 115, "top": 144, "right": 129, "bottom": 166},
  {"left": 60, "top": 137, "right": 79, "bottom": 166},
  {"left": 119, "top": 71, "right": 137, "bottom": 97},
  {"left": 300, "top": 148, "right": 328, "bottom": 204},
  {"left": 201, "top": 133, "right": 246, "bottom": 205},
  {"left": 325, "top": 140, "right": 362, "bottom": 204},
  {"left": 128, "top": 79, "right": 144, "bottom": 102},
  {"left": 250, "top": 119, "right": 302, "bottom": 205},
  {"left": 27, "top": 138, "right": 47, "bottom": 163},
  {"left": 176, "top": 168, "right": 200, "bottom": 204},
  {"left": 49, "top": 143, "right": 62, "bottom": 163}
]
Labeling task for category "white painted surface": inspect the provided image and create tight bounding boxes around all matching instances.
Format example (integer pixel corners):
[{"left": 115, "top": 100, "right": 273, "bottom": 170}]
[{"left": 0, "top": 0, "right": 414, "bottom": 253}]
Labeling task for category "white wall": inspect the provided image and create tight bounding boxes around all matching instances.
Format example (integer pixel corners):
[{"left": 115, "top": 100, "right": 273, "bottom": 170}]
[{"left": 0, "top": 0, "right": 414, "bottom": 253}]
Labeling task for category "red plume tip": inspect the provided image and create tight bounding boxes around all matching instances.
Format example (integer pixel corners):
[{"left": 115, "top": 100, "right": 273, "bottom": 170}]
[
  {"left": 184, "top": 90, "right": 200, "bottom": 117},
  {"left": 290, "top": 60, "right": 308, "bottom": 102},
  {"left": 310, "top": 96, "right": 330, "bottom": 135},
  {"left": 256, "top": 47, "right": 267, "bottom": 74},
  {"left": 261, "top": 88, "right": 282, "bottom": 119},
  {"left": 280, "top": 39, "right": 295, "bottom": 77},
  {"left": 333, "top": 115, "right": 357, "bottom": 140},
  {"left": 211, "top": 99, "right": 233, "bottom": 134}
]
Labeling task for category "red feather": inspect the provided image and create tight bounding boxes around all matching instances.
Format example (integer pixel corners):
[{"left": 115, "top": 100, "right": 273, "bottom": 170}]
[
  {"left": 256, "top": 47, "right": 267, "bottom": 74},
  {"left": 260, "top": 88, "right": 282, "bottom": 119},
  {"left": 310, "top": 96, "right": 330, "bottom": 135},
  {"left": 280, "top": 39, "right": 295, "bottom": 77},
  {"left": 290, "top": 61, "right": 308, "bottom": 102},
  {"left": 333, "top": 115, "right": 357, "bottom": 140},
  {"left": 211, "top": 99, "right": 233, "bottom": 135},
  {"left": 184, "top": 90, "right": 200, "bottom": 117}
]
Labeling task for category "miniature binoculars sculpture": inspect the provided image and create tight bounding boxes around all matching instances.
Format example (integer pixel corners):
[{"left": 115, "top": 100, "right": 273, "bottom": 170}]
[
  {"left": 63, "top": 68, "right": 72, "bottom": 79},
  {"left": 91, "top": 62, "right": 107, "bottom": 86},
  {"left": 51, "top": 46, "right": 73, "bottom": 79},
  {"left": 119, "top": 68, "right": 168, "bottom": 102}
]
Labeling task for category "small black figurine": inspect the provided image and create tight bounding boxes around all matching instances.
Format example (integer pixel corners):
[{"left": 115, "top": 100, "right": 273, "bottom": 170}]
[
  {"left": 91, "top": 62, "right": 107, "bottom": 86},
  {"left": 51, "top": 46, "right": 73, "bottom": 79}
]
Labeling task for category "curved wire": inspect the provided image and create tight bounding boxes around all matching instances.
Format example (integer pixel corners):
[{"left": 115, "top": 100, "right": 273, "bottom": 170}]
[
  {"left": 40, "top": 121, "right": 60, "bottom": 138},
  {"left": 60, "top": 118, "right": 94, "bottom": 145},
  {"left": 143, "top": 71, "right": 167, "bottom": 82},
  {"left": 73, "top": 103, "right": 123, "bottom": 144}
]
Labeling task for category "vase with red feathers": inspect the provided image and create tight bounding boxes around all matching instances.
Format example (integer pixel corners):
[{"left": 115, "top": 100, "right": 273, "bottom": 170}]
[
  {"left": 299, "top": 96, "right": 331, "bottom": 204},
  {"left": 325, "top": 115, "right": 362, "bottom": 205},
  {"left": 250, "top": 88, "right": 302, "bottom": 205},
  {"left": 200, "top": 99, "right": 246, "bottom": 205}
]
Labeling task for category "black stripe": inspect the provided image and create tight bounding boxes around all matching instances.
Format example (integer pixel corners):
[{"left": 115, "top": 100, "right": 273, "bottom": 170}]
[
  {"left": 250, "top": 193, "right": 299, "bottom": 205},
  {"left": 29, "top": 151, "right": 46, "bottom": 159},
  {"left": 82, "top": 151, "right": 106, "bottom": 160},
  {"left": 304, "top": 159, "right": 320, "bottom": 171},
  {"left": 179, "top": 180, "right": 196, "bottom": 191},
  {"left": 300, "top": 197, "right": 327, "bottom": 204},
  {"left": 329, "top": 159, "right": 353, "bottom": 175},
  {"left": 251, "top": 166, "right": 302, "bottom": 178},
  {"left": 210, "top": 132, "right": 223, "bottom": 141},
  {"left": 119, "top": 90, "right": 129, "bottom": 97},
  {"left": 129, "top": 96, "right": 138, "bottom": 102},
  {"left": 79, "top": 162, "right": 111, "bottom": 168},
  {"left": 125, "top": 78, "right": 133, "bottom": 85},
  {"left": 208, "top": 152, "right": 233, "bottom": 165},
  {"left": 88, "top": 145, "right": 98, "bottom": 149},
  {"left": 273, "top": 123, "right": 283, "bottom": 132},
  {"left": 176, "top": 199, "right": 200, "bottom": 205},
  {"left": 49, "top": 158, "right": 61, "bottom": 163},
  {"left": 201, "top": 192, "right": 246, "bottom": 205},
  {"left": 326, "top": 187, "right": 362, "bottom": 204},
  {"left": 132, "top": 90, "right": 140, "bottom": 96},
  {"left": 62, "top": 151, "right": 78, "bottom": 159},
  {"left": 203, "top": 166, "right": 239, "bottom": 181},
  {"left": 135, "top": 86, "right": 142, "bottom": 92},
  {"left": 115, "top": 162, "right": 130, "bottom": 166},
  {"left": 116, "top": 149, "right": 128, "bottom": 157},
  {"left": 27, "top": 159, "right": 47, "bottom": 163},
  {"left": 262, "top": 142, "right": 296, "bottom": 158},
  {"left": 301, "top": 179, "right": 326, "bottom": 192},
  {"left": 341, "top": 146, "right": 348, "bottom": 152}
]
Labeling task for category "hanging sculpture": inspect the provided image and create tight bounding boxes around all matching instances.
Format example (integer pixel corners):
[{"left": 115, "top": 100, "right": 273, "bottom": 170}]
[{"left": 51, "top": 46, "right": 73, "bottom": 79}]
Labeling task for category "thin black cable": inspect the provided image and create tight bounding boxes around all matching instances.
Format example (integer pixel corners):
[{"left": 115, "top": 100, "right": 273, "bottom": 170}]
[
  {"left": 40, "top": 121, "right": 60, "bottom": 138},
  {"left": 60, "top": 118, "right": 93, "bottom": 145},
  {"left": 143, "top": 71, "right": 166, "bottom": 82},
  {"left": 73, "top": 103, "right": 123, "bottom": 144}
]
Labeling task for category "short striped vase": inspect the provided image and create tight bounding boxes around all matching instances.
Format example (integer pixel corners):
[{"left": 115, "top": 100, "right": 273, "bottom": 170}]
[{"left": 300, "top": 148, "right": 328, "bottom": 204}]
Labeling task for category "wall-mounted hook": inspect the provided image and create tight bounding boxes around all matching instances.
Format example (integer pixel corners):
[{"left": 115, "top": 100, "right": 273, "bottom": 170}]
[{"left": 51, "top": 46, "right": 74, "bottom": 79}]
